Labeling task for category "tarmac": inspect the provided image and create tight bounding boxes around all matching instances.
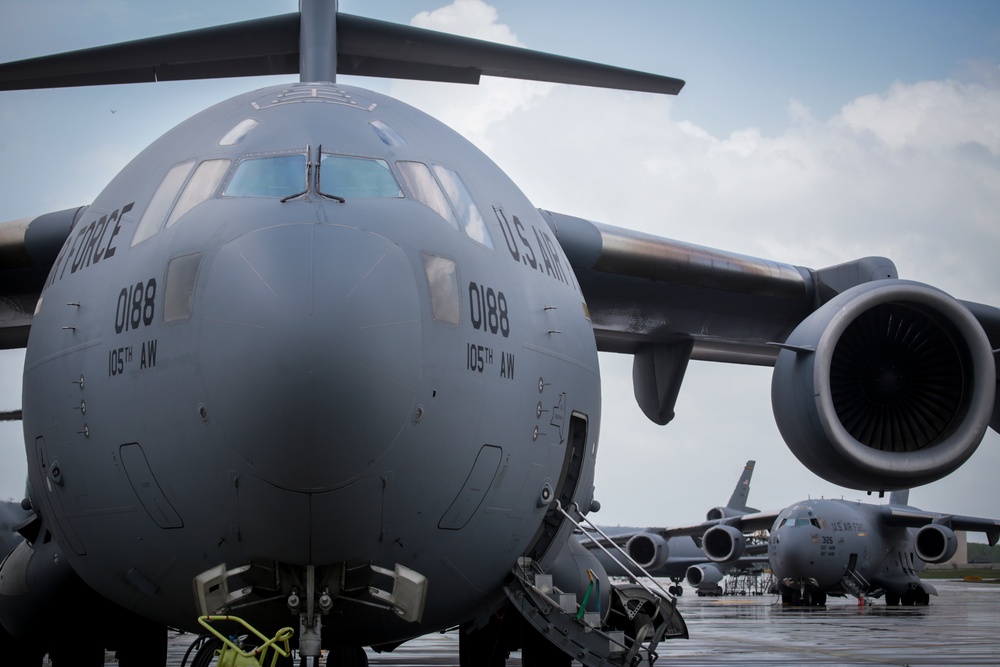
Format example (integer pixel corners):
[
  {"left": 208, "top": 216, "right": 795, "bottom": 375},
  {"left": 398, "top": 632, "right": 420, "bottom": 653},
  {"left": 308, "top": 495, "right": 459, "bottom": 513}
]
[{"left": 98, "top": 578, "right": 997, "bottom": 666}]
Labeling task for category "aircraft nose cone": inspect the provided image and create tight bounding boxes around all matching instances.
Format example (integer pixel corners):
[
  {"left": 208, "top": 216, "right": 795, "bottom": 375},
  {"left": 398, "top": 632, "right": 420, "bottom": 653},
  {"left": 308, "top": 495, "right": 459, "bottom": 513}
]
[
  {"left": 197, "top": 223, "right": 422, "bottom": 490},
  {"left": 774, "top": 530, "right": 819, "bottom": 577}
]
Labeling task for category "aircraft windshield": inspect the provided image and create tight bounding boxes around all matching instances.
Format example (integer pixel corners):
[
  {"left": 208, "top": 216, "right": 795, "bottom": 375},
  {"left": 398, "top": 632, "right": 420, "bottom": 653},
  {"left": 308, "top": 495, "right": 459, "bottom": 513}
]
[
  {"left": 319, "top": 154, "right": 402, "bottom": 198},
  {"left": 224, "top": 154, "right": 307, "bottom": 198},
  {"left": 778, "top": 516, "right": 823, "bottom": 528}
]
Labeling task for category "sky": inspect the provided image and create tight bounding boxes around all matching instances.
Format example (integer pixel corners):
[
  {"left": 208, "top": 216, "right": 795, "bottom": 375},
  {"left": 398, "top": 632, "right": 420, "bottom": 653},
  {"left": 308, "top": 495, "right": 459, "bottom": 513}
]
[{"left": 1, "top": 1, "right": 1000, "bottom": 537}]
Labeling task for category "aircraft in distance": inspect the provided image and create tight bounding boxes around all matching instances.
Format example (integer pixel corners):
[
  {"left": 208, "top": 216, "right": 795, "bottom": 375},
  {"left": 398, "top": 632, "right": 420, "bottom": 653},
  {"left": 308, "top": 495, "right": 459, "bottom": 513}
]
[
  {"left": 583, "top": 461, "right": 765, "bottom": 596},
  {"left": 1, "top": 1, "right": 1000, "bottom": 665},
  {"left": 659, "top": 490, "right": 1000, "bottom": 606}
]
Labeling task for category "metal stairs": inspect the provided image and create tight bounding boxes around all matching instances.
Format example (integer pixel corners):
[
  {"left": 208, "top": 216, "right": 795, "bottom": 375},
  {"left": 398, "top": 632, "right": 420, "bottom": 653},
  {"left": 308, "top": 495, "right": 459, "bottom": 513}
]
[
  {"left": 841, "top": 568, "right": 870, "bottom": 600},
  {"left": 504, "top": 503, "right": 688, "bottom": 666}
]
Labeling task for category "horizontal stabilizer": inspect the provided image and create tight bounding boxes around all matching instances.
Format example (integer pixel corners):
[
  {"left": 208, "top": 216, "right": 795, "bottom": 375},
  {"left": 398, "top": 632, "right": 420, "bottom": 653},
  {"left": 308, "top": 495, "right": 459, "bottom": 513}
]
[
  {"left": 0, "top": 14, "right": 301, "bottom": 90},
  {"left": 0, "top": 12, "right": 684, "bottom": 95}
]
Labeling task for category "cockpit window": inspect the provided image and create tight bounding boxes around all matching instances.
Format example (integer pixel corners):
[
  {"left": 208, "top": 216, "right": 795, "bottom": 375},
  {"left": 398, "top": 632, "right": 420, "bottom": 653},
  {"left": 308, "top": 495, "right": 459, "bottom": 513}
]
[
  {"left": 224, "top": 154, "right": 307, "bottom": 198},
  {"left": 422, "top": 253, "right": 460, "bottom": 324},
  {"left": 396, "top": 161, "right": 495, "bottom": 248},
  {"left": 164, "top": 252, "right": 203, "bottom": 323},
  {"left": 319, "top": 154, "right": 402, "bottom": 198},
  {"left": 779, "top": 516, "right": 823, "bottom": 528},
  {"left": 369, "top": 119, "right": 407, "bottom": 147},
  {"left": 219, "top": 118, "right": 259, "bottom": 146},
  {"left": 166, "top": 159, "right": 230, "bottom": 228},
  {"left": 431, "top": 165, "right": 494, "bottom": 249},
  {"left": 397, "top": 161, "right": 459, "bottom": 230},
  {"left": 132, "top": 160, "right": 195, "bottom": 247}
]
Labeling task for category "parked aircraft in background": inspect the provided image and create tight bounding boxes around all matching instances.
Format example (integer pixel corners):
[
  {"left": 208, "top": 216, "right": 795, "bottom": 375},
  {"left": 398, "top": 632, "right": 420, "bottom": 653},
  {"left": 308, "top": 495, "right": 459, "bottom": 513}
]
[
  {"left": 1, "top": 1, "right": 1000, "bottom": 665},
  {"left": 662, "top": 490, "right": 1000, "bottom": 606},
  {"left": 583, "top": 461, "right": 765, "bottom": 596}
]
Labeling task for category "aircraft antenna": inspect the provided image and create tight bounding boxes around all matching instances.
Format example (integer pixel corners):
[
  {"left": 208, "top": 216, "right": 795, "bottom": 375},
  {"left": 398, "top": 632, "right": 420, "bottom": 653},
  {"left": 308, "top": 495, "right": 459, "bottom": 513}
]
[{"left": 300, "top": 0, "right": 337, "bottom": 83}]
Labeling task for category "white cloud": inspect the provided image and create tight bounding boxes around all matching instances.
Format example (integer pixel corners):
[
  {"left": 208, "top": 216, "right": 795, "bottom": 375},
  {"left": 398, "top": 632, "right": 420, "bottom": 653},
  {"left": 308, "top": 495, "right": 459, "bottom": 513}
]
[
  {"left": 389, "top": 0, "right": 554, "bottom": 150},
  {"left": 410, "top": 0, "right": 511, "bottom": 43},
  {"left": 839, "top": 79, "right": 1000, "bottom": 152}
]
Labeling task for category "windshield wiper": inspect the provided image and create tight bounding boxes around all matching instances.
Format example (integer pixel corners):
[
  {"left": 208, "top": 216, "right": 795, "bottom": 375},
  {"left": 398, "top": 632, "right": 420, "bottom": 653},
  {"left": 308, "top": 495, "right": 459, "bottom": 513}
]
[
  {"left": 316, "top": 144, "right": 346, "bottom": 203},
  {"left": 280, "top": 146, "right": 312, "bottom": 203},
  {"left": 279, "top": 189, "right": 308, "bottom": 203}
]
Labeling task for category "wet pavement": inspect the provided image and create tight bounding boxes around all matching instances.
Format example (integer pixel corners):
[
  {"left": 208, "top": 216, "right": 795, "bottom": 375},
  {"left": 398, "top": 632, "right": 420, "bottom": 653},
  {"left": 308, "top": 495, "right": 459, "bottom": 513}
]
[{"left": 102, "top": 579, "right": 998, "bottom": 666}]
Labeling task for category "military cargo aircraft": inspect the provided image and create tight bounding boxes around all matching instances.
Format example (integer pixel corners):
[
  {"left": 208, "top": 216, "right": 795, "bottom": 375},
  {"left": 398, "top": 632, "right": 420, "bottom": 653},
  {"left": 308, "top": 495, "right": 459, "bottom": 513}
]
[
  {"left": 1, "top": 1, "right": 999, "bottom": 665},
  {"left": 583, "top": 461, "right": 766, "bottom": 596},
  {"left": 654, "top": 489, "right": 1000, "bottom": 606}
]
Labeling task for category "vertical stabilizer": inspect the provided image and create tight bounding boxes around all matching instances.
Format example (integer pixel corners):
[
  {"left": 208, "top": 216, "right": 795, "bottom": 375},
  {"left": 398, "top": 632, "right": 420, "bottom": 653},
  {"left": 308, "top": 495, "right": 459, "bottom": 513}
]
[
  {"left": 299, "top": 0, "right": 338, "bottom": 83},
  {"left": 889, "top": 489, "right": 910, "bottom": 506},
  {"left": 726, "top": 461, "right": 756, "bottom": 512}
]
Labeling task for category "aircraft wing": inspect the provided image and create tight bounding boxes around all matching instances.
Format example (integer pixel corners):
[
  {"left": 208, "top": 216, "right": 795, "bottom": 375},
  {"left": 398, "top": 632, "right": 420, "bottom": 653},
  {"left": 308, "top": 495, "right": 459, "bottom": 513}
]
[
  {"left": 656, "top": 511, "right": 782, "bottom": 539},
  {"left": 881, "top": 506, "right": 1000, "bottom": 546},
  {"left": 539, "top": 209, "right": 1000, "bottom": 491},
  {"left": 541, "top": 209, "right": 1000, "bottom": 365},
  {"left": 589, "top": 512, "right": 780, "bottom": 545},
  {"left": 0, "top": 208, "right": 87, "bottom": 350}
]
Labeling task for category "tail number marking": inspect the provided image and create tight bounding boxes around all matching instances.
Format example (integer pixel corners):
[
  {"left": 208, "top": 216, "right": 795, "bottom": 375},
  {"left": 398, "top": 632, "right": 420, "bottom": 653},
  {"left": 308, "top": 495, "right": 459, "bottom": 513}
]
[{"left": 468, "top": 281, "right": 510, "bottom": 337}]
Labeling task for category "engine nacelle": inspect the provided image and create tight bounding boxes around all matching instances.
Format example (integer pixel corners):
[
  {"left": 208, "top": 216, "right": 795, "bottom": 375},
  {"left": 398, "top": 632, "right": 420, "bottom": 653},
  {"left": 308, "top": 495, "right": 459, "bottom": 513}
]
[
  {"left": 626, "top": 533, "right": 670, "bottom": 570},
  {"left": 685, "top": 563, "right": 724, "bottom": 588},
  {"left": 914, "top": 524, "right": 959, "bottom": 564},
  {"left": 701, "top": 525, "right": 746, "bottom": 564},
  {"left": 772, "top": 280, "right": 996, "bottom": 491},
  {"left": 706, "top": 506, "right": 742, "bottom": 521}
]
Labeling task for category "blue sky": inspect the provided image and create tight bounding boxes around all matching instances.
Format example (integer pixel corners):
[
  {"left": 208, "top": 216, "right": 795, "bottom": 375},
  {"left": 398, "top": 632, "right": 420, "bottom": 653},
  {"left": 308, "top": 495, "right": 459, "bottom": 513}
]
[{"left": 2, "top": 0, "right": 1000, "bottom": 532}]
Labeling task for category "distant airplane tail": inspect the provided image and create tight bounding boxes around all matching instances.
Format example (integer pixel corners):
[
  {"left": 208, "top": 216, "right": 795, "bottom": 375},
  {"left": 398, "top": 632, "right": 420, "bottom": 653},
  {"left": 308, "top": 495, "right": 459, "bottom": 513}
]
[
  {"left": 889, "top": 489, "right": 910, "bottom": 506},
  {"left": 727, "top": 460, "right": 757, "bottom": 512},
  {"left": 706, "top": 460, "right": 758, "bottom": 520}
]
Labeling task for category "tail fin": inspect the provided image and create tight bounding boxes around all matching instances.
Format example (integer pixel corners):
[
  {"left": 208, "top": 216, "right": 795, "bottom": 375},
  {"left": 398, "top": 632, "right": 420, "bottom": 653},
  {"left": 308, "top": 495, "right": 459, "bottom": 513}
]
[
  {"left": 889, "top": 489, "right": 910, "bottom": 506},
  {"left": 726, "top": 460, "right": 757, "bottom": 513}
]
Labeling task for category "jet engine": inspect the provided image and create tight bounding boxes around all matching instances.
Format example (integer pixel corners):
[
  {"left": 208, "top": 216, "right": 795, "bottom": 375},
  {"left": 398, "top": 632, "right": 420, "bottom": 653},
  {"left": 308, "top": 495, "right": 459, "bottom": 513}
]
[
  {"left": 772, "top": 280, "right": 996, "bottom": 491},
  {"left": 626, "top": 533, "right": 670, "bottom": 570},
  {"left": 701, "top": 525, "right": 745, "bottom": 564},
  {"left": 706, "top": 506, "right": 743, "bottom": 521},
  {"left": 685, "top": 563, "right": 724, "bottom": 588},
  {"left": 914, "top": 524, "right": 959, "bottom": 564}
]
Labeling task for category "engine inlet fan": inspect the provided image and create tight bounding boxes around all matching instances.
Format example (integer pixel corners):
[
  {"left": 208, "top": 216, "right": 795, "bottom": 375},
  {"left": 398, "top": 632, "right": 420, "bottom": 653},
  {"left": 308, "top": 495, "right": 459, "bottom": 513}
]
[{"left": 830, "top": 302, "right": 967, "bottom": 453}]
